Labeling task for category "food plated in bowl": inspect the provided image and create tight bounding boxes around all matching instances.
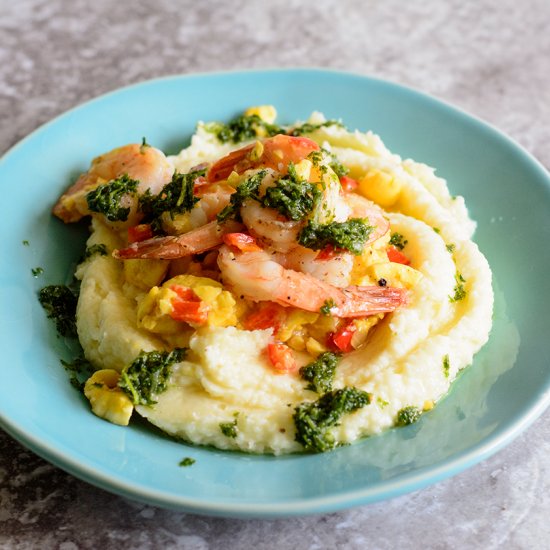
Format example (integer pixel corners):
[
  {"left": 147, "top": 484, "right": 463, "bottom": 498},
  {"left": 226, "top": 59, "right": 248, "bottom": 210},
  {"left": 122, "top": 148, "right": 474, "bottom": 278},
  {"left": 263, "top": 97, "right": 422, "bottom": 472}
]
[
  {"left": 0, "top": 69, "right": 548, "bottom": 516},
  {"left": 47, "top": 105, "right": 493, "bottom": 455}
]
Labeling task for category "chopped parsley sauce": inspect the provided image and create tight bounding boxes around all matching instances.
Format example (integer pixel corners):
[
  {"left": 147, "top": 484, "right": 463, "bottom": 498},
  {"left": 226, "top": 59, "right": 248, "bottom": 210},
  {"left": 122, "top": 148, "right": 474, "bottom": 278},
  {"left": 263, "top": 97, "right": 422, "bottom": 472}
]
[
  {"left": 139, "top": 169, "right": 203, "bottom": 226},
  {"left": 299, "top": 352, "right": 340, "bottom": 394},
  {"left": 219, "top": 413, "right": 239, "bottom": 438},
  {"left": 298, "top": 218, "right": 373, "bottom": 255},
  {"left": 261, "top": 164, "right": 322, "bottom": 221},
  {"left": 443, "top": 354, "right": 450, "bottom": 378},
  {"left": 389, "top": 232, "right": 408, "bottom": 250},
  {"left": 38, "top": 285, "right": 78, "bottom": 337},
  {"left": 396, "top": 406, "right": 422, "bottom": 426},
  {"left": 293, "top": 387, "right": 371, "bottom": 453},
  {"left": 450, "top": 272, "right": 467, "bottom": 302},
  {"left": 217, "top": 170, "right": 265, "bottom": 222},
  {"left": 84, "top": 244, "right": 108, "bottom": 259},
  {"left": 211, "top": 114, "right": 284, "bottom": 143},
  {"left": 118, "top": 348, "right": 186, "bottom": 406},
  {"left": 86, "top": 174, "right": 139, "bottom": 222},
  {"left": 61, "top": 356, "right": 94, "bottom": 392},
  {"left": 320, "top": 298, "right": 336, "bottom": 316}
]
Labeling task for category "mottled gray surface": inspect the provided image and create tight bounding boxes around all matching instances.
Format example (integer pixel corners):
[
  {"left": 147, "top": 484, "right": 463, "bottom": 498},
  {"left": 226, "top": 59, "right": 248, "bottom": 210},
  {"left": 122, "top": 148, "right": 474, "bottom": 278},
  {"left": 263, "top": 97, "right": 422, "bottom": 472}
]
[{"left": 1, "top": 0, "right": 550, "bottom": 548}]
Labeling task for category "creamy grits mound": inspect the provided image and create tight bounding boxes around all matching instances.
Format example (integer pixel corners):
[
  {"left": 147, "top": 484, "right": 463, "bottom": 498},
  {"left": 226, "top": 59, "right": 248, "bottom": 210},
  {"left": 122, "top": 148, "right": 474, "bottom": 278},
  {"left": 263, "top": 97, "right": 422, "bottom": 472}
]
[{"left": 69, "top": 107, "right": 493, "bottom": 455}]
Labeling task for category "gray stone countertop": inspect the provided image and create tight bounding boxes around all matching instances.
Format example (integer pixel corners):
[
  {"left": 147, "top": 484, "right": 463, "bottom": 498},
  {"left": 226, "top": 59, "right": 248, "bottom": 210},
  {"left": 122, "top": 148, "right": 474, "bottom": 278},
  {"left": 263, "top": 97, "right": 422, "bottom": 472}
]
[{"left": 1, "top": 1, "right": 549, "bottom": 548}]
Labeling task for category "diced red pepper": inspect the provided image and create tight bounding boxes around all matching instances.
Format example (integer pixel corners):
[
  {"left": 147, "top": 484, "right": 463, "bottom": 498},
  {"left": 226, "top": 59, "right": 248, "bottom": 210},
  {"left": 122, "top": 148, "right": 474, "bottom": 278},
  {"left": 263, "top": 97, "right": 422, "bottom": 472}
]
[
  {"left": 128, "top": 224, "right": 154, "bottom": 244},
  {"left": 171, "top": 300, "right": 209, "bottom": 324},
  {"left": 267, "top": 342, "right": 297, "bottom": 373},
  {"left": 169, "top": 285, "right": 209, "bottom": 325},
  {"left": 242, "top": 302, "right": 286, "bottom": 332},
  {"left": 339, "top": 176, "right": 358, "bottom": 192},
  {"left": 222, "top": 232, "right": 262, "bottom": 252},
  {"left": 387, "top": 246, "right": 411, "bottom": 265},
  {"left": 328, "top": 321, "right": 357, "bottom": 353},
  {"left": 170, "top": 285, "right": 198, "bottom": 300}
]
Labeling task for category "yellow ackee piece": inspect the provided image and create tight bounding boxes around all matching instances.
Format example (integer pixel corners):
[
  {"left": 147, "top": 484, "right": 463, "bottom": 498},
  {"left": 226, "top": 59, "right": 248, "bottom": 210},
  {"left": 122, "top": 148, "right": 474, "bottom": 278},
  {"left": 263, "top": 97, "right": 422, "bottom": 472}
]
[
  {"left": 278, "top": 310, "right": 319, "bottom": 342},
  {"left": 350, "top": 236, "right": 391, "bottom": 285},
  {"left": 423, "top": 400, "right": 435, "bottom": 411},
  {"left": 350, "top": 272, "right": 378, "bottom": 288},
  {"left": 350, "top": 259, "right": 383, "bottom": 286},
  {"left": 293, "top": 159, "right": 312, "bottom": 181},
  {"left": 245, "top": 105, "right": 277, "bottom": 124},
  {"left": 306, "top": 337, "right": 328, "bottom": 357},
  {"left": 249, "top": 141, "right": 264, "bottom": 161},
  {"left": 286, "top": 334, "right": 306, "bottom": 352},
  {"left": 358, "top": 168, "right": 402, "bottom": 208},
  {"left": 305, "top": 313, "right": 339, "bottom": 344},
  {"left": 350, "top": 315, "right": 383, "bottom": 349},
  {"left": 160, "top": 210, "right": 195, "bottom": 235},
  {"left": 84, "top": 369, "right": 133, "bottom": 426},
  {"left": 227, "top": 170, "right": 241, "bottom": 187},
  {"left": 138, "top": 274, "right": 240, "bottom": 334},
  {"left": 138, "top": 286, "right": 183, "bottom": 334},
  {"left": 124, "top": 259, "right": 170, "bottom": 291},
  {"left": 368, "top": 262, "right": 423, "bottom": 290}
]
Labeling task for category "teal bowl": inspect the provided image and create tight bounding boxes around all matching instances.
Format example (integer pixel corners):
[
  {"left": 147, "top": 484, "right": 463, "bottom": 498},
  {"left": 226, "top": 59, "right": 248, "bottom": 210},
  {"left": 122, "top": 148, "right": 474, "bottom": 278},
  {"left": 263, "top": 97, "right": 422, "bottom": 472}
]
[{"left": 1, "top": 69, "right": 549, "bottom": 518}]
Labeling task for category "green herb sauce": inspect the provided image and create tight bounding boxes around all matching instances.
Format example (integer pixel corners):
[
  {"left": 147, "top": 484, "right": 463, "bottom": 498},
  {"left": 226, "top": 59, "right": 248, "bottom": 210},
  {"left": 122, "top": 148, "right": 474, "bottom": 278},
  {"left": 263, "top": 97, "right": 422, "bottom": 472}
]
[
  {"left": 86, "top": 174, "right": 139, "bottom": 222},
  {"left": 298, "top": 218, "right": 373, "bottom": 255},
  {"left": 38, "top": 285, "right": 78, "bottom": 337},
  {"left": 118, "top": 348, "right": 187, "bottom": 406},
  {"left": 293, "top": 387, "right": 370, "bottom": 453},
  {"left": 299, "top": 352, "right": 340, "bottom": 394}
]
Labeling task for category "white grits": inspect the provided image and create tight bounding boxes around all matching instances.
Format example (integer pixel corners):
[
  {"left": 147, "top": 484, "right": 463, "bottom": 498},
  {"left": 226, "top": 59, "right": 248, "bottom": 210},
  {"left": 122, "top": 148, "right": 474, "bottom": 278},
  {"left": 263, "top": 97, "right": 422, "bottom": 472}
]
[{"left": 75, "top": 113, "right": 493, "bottom": 454}]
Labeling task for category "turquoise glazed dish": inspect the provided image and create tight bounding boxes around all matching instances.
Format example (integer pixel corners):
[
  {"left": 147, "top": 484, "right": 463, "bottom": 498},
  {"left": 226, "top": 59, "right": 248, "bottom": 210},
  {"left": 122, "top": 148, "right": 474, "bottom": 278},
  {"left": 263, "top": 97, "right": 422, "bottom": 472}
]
[{"left": 1, "top": 69, "right": 549, "bottom": 518}]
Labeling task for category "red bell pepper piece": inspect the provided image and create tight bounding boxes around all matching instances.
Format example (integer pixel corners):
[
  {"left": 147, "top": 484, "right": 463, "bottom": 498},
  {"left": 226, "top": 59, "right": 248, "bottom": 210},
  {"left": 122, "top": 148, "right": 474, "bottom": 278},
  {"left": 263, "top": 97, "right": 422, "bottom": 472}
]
[
  {"left": 128, "top": 224, "right": 154, "bottom": 244},
  {"left": 242, "top": 302, "right": 286, "bottom": 332},
  {"left": 329, "top": 321, "right": 357, "bottom": 353},
  {"left": 267, "top": 342, "right": 297, "bottom": 373},
  {"left": 387, "top": 246, "right": 411, "bottom": 265},
  {"left": 169, "top": 285, "right": 209, "bottom": 325},
  {"left": 339, "top": 176, "right": 358, "bottom": 192},
  {"left": 222, "top": 232, "right": 263, "bottom": 252}
]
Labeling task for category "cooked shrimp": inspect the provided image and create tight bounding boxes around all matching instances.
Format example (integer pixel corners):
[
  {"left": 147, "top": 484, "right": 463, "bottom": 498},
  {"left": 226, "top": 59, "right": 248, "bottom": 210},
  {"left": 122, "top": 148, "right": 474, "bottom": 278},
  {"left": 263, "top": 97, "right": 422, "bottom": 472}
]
[
  {"left": 241, "top": 191, "right": 390, "bottom": 277},
  {"left": 328, "top": 285, "right": 407, "bottom": 317},
  {"left": 217, "top": 244, "right": 406, "bottom": 317},
  {"left": 283, "top": 246, "right": 354, "bottom": 288},
  {"left": 115, "top": 182, "right": 237, "bottom": 259},
  {"left": 53, "top": 143, "right": 173, "bottom": 225},
  {"left": 237, "top": 154, "right": 345, "bottom": 252},
  {"left": 195, "top": 183, "right": 235, "bottom": 221},
  {"left": 285, "top": 197, "right": 390, "bottom": 287},
  {"left": 207, "top": 134, "right": 320, "bottom": 183},
  {"left": 240, "top": 199, "right": 304, "bottom": 253},
  {"left": 160, "top": 182, "right": 235, "bottom": 235},
  {"left": 343, "top": 192, "right": 390, "bottom": 242},
  {"left": 113, "top": 219, "right": 243, "bottom": 260}
]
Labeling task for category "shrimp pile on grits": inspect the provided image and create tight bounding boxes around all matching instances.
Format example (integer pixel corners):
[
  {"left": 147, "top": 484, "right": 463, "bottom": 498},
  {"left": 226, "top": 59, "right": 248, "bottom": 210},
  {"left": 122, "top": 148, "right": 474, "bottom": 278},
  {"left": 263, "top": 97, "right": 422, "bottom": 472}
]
[{"left": 52, "top": 106, "right": 493, "bottom": 454}]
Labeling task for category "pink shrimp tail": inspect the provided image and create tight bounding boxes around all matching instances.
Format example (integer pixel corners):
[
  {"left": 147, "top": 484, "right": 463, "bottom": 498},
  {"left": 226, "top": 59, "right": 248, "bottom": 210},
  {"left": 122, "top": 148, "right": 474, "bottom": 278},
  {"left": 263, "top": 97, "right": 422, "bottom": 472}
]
[
  {"left": 113, "top": 220, "right": 243, "bottom": 260},
  {"left": 332, "top": 285, "right": 408, "bottom": 318},
  {"left": 273, "top": 278, "right": 406, "bottom": 318},
  {"left": 275, "top": 275, "right": 408, "bottom": 318}
]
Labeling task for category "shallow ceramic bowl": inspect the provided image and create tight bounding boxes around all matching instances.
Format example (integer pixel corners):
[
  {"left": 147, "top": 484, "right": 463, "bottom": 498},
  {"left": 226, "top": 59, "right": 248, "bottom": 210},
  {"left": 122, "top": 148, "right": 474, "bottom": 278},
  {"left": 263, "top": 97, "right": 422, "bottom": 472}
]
[{"left": 1, "top": 69, "right": 549, "bottom": 518}]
